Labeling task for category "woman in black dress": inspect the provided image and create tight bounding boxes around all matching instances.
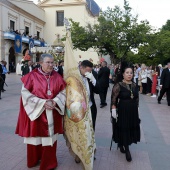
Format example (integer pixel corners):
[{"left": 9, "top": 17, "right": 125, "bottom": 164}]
[{"left": 111, "top": 66, "right": 140, "bottom": 162}]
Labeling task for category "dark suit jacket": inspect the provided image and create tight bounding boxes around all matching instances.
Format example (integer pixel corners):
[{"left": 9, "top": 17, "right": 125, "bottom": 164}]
[
  {"left": 0, "top": 64, "right": 3, "bottom": 90},
  {"left": 0, "top": 64, "right": 3, "bottom": 74},
  {"left": 98, "top": 66, "right": 110, "bottom": 88},
  {"left": 58, "top": 66, "right": 64, "bottom": 77},
  {"left": 22, "top": 64, "right": 30, "bottom": 76},
  {"left": 160, "top": 68, "right": 170, "bottom": 88},
  {"left": 87, "top": 70, "right": 100, "bottom": 106},
  {"left": 86, "top": 70, "right": 100, "bottom": 130}
]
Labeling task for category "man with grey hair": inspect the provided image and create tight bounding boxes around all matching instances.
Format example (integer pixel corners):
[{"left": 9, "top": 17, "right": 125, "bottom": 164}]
[
  {"left": 158, "top": 62, "right": 170, "bottom": 106},
  {"left": 16, "top": 54, "right": 66, "bottom": 169}
]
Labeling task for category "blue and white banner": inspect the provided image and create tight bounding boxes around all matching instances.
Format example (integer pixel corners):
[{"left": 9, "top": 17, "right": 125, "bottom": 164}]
[
  {"left": 14, "top": 35, "right": 22, "bottom": 53},
  {"left": 29, "top": 38, "right": 34, "bottom": 54},
  {"left": 41, "top": 41, "right": 45, "bottom": 47}
]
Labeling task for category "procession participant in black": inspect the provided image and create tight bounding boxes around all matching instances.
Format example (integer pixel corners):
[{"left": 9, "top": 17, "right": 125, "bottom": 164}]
[
  {"left": 80, "top": 60, "right": 100, "bottom": 130},
  {"left": 98, "top": 61, "right": 110, "bottom": 108},
  {"left": 0, "top": 63, "right": 3, "bottom": 99},
  {"left": 1, "top": 61, "right": 9, "bottom": 92},
  {"left": 110, "top": 64, "right": 140, "bottom": 162},
  {"left": 158, "top": 62, "right": 170, "bottom": 106},
  {"left": 58, "top": 60, "right": 64, "bottom": 77}
]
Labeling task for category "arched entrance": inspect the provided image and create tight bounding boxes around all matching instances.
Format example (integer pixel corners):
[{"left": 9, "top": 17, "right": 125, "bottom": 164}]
[{"left": 9, "top": 47, "right": 16, "bottom": 72}]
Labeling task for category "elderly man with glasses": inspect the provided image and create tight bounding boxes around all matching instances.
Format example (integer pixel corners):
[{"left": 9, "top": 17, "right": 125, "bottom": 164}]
[{"left": 16, "top": 54, "right": 66, "bottom": 170}]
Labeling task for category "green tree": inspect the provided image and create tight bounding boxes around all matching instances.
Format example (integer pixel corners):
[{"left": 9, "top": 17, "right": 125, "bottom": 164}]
[
  {"left": 162, "top": 20, "right": 170, "bottom": 31},
  {"left": 134, "top": 20, "right": 170, "bottom": 65},
  {"left": 69, "top": 0, "right": 151, "bottom": 63}
]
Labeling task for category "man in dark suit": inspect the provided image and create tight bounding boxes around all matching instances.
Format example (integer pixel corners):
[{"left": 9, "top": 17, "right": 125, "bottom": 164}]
[
  {"left": 158, "top": 62, "right": 170, "bottom": 106},
  {"left": 98, "top": 61, "right": 110, "bottom": 108},
  {"left": 80, "top": 60, "right": 100, "bottom": 130},
  {"left": 58, "top": 60, "right": 64, "bottom": 77},
  {"left": 0, "top": 63, "right": 3, "bottom": 99}
]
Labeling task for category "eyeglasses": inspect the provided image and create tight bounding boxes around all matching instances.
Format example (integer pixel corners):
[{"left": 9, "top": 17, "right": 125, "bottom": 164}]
[{"left": 44, "top": 62, "right": 54, "bottom": 65}]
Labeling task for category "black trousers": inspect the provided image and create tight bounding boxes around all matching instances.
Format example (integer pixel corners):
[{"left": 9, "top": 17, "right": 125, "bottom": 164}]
[
  {"left": 1, "top": 74, "right": 6, "bottom": 90},
  {"left": 90, "top": 104, "right": 97, "bottom": 131},
  {"left": 99, "top": 87, "right": 108, "bottom": 105},
  {"left": 142, "top": 83, "right": 147, "bottom": 94},
  {"left": 0, "top": 79, "right": 2, "bottom": 97},
  {"left": 136, "top": 78, "right": 139, "bottom": 91},
  {"left": 147, "top": 78, "right": 152, "bottom": 93},
  {"left": 158, "top": 87, "right": 170, "bottom": 105}
]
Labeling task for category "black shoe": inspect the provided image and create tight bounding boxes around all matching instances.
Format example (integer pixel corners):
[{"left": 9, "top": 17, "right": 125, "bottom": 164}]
[
  {"left": 117, "top": 144, "right": 125, "bottom": 154},
  {"left": 125, "top": 150, "right": 132, "bottom": 162},
  {"left": 94, "top": 157, "right": 96, "bottom": 160},
  {"left": 75, "top": 156, "right": 81, "bottom": 163},
  {"left": 158, "top": 100, "right": 161, "bottom": 104},
  {"left": 168, "top": 103, "right": 170, "bottom": 106},
  {"left": 100, "top": 103, "right": 107, "bottom": 108}
]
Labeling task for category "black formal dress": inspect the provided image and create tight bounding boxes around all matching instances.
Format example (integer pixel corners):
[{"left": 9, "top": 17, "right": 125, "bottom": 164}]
[
  {"left": 98, "top": 66, "right": 110, "bottom": 106},
  {"left": 158, "top": 68, "right": 170, "bottom": 105},
  {"left": 111, "top": 82, "right": 141, "bottom": 146}
]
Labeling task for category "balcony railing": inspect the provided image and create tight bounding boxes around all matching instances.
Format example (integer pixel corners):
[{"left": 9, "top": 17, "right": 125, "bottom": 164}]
[{"left": 4, "top": 31, "right": 47, "bottom": 47}]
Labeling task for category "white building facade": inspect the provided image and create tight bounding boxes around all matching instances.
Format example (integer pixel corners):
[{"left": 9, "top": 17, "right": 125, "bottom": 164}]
[
  {"left": 0, "top": 0, "right": 46, "bottom": 70},
  {"left": 0, "top": 0, "right": 101, "bottom": 70},
  {"left": 39, "top": 0, "right": 100, "bottom": 63}
]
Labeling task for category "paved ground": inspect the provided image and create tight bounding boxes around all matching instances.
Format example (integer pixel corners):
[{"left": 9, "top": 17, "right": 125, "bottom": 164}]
[{"left": 0, "top": 73, "right": 170, "bottom": 170}]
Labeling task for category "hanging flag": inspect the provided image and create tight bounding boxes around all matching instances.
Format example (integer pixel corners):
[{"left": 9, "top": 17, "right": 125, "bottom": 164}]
[
  {"left": 41, "top": 41, "right": 45, "bottom": 47},
  {"left": 15, "top": 35, "right": 22, "bottom": 53},
  {"left": 64, "top": 23, "right": 96, "bottom": 170},
  {"left": 29, "top": 38, "right": 34, "bottom": 54}
]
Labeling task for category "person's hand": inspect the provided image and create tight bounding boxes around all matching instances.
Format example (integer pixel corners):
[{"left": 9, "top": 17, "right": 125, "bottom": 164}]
[
  {"left": 44, "top": 100, "right": 56, "bottom": 110},
  {"left": 112, "top": 109, "right": 117, "bottom": 120},
  {"left": 160, "top": 85, "right": 162, "bottom": 89},
  {"left": 85, "top": 72, "right": 95, "bottom": 84}
]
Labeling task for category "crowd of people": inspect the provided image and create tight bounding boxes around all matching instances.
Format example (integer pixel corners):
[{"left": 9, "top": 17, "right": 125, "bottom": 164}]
[
  {"left": 14, "top": 55, "right": 142, "bottom": 170},
  {"left": 0, "top": 60, "right": 10, "bottom": 99},
  {"left": 93, "top": 62, "right": 170, "bottom": 106},
  {"left": 6, "top": 27, "right": 45, "bottom": 42},
  {"left": 1, "top": 50, "right": 170, "bottom": 170}
]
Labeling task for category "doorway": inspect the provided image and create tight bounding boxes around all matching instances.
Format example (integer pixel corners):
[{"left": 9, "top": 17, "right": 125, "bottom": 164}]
[{"left": 9, "top": 47, "right": 16, "bottom": 72}]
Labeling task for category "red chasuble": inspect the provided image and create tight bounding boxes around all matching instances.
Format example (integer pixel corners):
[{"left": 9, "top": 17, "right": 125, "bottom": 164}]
[{"left": 15, "top": 68, "right": 66, "bottom": 137}]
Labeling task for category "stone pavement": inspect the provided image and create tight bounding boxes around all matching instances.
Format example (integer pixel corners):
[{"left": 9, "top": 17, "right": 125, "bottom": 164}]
[{"left": 0, "top": 73, "right": 170, "bottom": 170}]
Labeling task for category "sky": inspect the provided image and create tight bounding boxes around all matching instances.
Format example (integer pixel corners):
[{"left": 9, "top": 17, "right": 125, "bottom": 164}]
[{"left": 33, "top": 0, "right": 170, "bottom": 29}]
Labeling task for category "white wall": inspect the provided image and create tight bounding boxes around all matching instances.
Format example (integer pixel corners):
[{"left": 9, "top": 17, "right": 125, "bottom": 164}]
[
  {"left": 43, "top": 2, "right": 100, "bottom": 63},
  {"left": 0, "top": 0, "right": 46, "bottom": 65}
]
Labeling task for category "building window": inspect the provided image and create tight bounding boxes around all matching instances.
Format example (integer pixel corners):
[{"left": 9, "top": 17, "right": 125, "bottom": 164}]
[
  {"left": 56, "top": 11, "right": 64, "bottom": 26},
  {"left": 10, "top": 20, "right": 15, "bottom": 31},
  {"left": 25, "top": 26, "right": 29, "bottom": 35},
  {"left": 37, "top": 31, "right": 40, "bottom": 39}
]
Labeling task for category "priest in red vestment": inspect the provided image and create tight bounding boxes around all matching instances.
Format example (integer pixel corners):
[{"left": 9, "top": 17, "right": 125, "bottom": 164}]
[{"left": 15, "top": 54, "right": 66, "bottom": 170}]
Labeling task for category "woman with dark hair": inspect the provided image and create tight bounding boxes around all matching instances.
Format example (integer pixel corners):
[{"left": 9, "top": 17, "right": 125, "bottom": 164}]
[
  {"left": 151, "top": 66, "right": 160, "bottom": 97},
  {"left": 110, "top": 66, "right": 141, "bottom": 162}
]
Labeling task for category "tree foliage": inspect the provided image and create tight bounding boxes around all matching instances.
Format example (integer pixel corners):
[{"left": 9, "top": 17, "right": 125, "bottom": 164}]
[
  {"left": 68, "top": 0, "right": 170, "bottom": 65},
  {"left": 70, "top": 0, "right": 151, "bottom": 63},
  {"left": 130, "top": 20, "right": 170, "bottom": 65}
]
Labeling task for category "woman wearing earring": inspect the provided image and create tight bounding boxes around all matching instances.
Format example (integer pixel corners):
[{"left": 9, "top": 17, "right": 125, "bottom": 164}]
[{"left": 110, "top": 66, "right": 141, "bottom": 162}]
